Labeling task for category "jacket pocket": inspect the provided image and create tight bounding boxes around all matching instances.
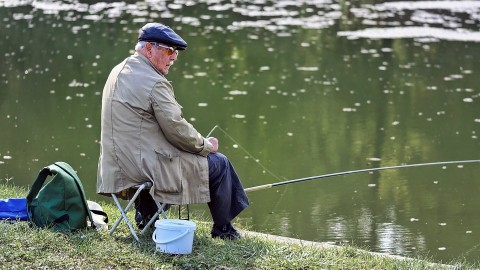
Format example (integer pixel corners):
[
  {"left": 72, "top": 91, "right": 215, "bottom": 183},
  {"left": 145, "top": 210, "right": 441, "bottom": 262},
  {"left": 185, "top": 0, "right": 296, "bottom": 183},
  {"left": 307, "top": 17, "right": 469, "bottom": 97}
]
[{"left": 154, "top": 149, "right": 183, "bottom": 193}]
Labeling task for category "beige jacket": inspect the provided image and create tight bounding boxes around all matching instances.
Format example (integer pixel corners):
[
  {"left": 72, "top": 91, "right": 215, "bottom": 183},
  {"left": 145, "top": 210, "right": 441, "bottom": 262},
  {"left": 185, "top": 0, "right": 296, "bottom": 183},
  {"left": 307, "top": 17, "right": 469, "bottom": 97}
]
[{"left": 97, "top": 53, "right": 213, "bottom": 205}]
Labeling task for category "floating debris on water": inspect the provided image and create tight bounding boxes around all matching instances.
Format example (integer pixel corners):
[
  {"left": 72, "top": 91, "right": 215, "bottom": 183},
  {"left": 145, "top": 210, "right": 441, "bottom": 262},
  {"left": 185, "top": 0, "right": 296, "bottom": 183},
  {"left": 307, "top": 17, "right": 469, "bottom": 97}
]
[
  {"left": 339, "top": 27, "right": 480, "bottom": 42},
  {"left": 233, "top": 114, "right": 245, "bottom": 119},
  {"left": 374, "top": 1, "right": 480, "bottom": 11},
  {"left": 228, "top": 90, "right": 247, "bottom": 95},
  {"left": 339, "top": 0, "right": 480, "bottom": 42},
  {"left": 194, "top": 72, "right": 207, "bottom": 77},
  {"left": 297, "top": 67, "right": 319, "bottom": 71},
  {"left": 444, "top": 74, "right": 464, "bottom": 81},
  {"left": 368, "top": 184, "right": 376, "bottom": 187},
  {"left": 410, "top": 218, "right": 419, "bottom": 222},
  {"left": 68, "top": 79, "right": 88, "bottom": 87}
]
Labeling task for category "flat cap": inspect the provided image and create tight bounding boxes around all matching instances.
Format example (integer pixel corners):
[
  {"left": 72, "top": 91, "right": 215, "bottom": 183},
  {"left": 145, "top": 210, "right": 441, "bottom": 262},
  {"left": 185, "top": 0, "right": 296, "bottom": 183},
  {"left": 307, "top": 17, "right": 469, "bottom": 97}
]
[{"left": 138, "top": 23, "right": 187, "bottom": 50}]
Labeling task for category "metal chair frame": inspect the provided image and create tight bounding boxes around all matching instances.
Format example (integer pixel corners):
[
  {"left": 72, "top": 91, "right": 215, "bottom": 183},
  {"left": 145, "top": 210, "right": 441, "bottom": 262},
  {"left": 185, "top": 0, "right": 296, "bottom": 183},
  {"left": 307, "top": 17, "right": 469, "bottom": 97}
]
[{"left": 109, "top": 182, "right": 167, "bottom": 242}]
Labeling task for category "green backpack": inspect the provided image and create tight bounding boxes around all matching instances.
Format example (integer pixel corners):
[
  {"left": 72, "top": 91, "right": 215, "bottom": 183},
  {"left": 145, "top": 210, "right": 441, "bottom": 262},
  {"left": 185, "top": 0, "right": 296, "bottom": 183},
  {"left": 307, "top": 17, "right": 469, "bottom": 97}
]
[{"left": 26, "top": 162, "right": 95, "bottom": 232}]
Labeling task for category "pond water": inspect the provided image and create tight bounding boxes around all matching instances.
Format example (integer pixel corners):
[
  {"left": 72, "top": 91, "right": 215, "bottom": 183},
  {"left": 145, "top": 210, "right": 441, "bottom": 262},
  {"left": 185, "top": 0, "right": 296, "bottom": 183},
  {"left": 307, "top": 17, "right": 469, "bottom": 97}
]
[{"left": 1, "top": 0, "right": 479, "bottom": 264}]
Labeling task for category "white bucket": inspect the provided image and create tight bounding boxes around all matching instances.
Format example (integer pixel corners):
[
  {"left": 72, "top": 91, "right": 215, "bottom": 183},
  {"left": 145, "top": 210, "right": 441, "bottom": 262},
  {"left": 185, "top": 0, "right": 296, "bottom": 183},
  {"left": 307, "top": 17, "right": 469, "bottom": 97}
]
[{"left": 152, "top": 219, "right": 196, "bottom": 254}]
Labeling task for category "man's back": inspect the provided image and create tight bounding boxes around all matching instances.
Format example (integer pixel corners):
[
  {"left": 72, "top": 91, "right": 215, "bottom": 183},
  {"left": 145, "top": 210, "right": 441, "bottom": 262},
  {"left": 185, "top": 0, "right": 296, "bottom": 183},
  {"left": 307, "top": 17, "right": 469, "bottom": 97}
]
[{"left": 97, "top": 53, "right": 211, "bottom": 205}]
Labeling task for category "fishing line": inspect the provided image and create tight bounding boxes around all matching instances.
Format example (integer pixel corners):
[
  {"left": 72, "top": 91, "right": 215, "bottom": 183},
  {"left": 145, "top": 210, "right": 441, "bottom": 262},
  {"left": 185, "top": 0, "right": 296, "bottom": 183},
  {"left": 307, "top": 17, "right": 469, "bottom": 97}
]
[
  {"left": 207, "top": 125, "right": 285, "bottom": 183},
  {"left": 460, "top": 242, "right": 480, "bottom": 259},
  {"left": 206, "top": 125, "right": 289, "bottom": 226}
]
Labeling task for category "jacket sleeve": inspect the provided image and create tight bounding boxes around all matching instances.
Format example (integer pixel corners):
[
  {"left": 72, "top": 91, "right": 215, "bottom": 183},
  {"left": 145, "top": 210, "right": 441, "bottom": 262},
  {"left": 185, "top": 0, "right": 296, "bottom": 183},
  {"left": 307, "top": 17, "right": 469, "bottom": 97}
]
[{"left": 150, "top": 80, "right": 213, "bottom": 156}]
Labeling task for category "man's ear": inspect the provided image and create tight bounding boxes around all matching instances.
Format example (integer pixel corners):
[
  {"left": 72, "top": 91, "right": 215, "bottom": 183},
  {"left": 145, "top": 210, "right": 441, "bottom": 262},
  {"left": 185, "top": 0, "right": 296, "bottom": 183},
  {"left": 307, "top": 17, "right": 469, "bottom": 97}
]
[{"left": 144, "top": 43, "right": 153, "bottom": 58}]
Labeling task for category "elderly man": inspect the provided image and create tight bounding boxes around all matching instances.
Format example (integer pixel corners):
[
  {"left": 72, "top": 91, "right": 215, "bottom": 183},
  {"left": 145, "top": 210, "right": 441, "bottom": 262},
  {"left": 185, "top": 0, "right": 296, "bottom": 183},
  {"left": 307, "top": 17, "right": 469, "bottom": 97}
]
[{"left": 97, "top": 22, "right": 249, "bottom": 240}]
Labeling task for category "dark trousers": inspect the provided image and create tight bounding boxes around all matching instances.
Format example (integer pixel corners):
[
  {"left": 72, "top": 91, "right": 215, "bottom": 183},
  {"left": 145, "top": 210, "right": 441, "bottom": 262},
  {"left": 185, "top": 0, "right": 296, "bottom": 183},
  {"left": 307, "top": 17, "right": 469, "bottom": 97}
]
[
  {"left": 207, "top": 152, "right": 249, "bottom": 226},
  {"left": 135, "top": 152, "right": 249, "bottom": 226}
]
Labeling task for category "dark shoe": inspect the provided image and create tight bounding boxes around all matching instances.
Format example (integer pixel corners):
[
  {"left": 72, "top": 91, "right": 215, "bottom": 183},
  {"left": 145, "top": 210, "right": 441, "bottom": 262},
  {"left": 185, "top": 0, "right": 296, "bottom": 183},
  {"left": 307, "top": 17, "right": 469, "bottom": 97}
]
[
  {"left": 211, "top": 223, "right": 242, "bottom": 240},
  {"left": 134, "top": 203, "right": 171, "bottom": 229},
  {"left": 134, "top": 210, "right": 151, "bottom": 230}
]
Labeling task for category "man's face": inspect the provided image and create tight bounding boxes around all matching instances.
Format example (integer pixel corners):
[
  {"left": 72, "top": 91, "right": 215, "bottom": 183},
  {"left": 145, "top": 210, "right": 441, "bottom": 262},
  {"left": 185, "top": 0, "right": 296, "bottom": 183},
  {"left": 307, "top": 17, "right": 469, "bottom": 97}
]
[{"left": 147, "top": 43, "right": 178, "bottom": 75}]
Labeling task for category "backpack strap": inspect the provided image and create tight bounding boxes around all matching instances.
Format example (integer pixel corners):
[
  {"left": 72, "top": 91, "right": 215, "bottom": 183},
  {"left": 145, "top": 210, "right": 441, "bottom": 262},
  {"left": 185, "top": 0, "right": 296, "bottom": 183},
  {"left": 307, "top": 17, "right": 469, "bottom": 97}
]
[
  {"left": 52, "top": 162, "right": 96, "bottom": 229},
  {"left": 54, "top": 214, "right": 70, "bottom": 224},
  {"left": 26, "top": 167, "right": 52, "bottom": 204},
  {"left": 91, "top": 209, "right": 109, "bottom": 223}
]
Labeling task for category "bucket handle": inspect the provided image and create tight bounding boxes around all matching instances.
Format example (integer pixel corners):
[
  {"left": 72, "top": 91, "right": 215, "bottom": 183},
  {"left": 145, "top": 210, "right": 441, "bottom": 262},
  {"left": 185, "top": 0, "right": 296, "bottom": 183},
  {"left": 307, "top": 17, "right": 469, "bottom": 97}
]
[{"left": 152, "top": 229, "right": 191, "bottom": 244}]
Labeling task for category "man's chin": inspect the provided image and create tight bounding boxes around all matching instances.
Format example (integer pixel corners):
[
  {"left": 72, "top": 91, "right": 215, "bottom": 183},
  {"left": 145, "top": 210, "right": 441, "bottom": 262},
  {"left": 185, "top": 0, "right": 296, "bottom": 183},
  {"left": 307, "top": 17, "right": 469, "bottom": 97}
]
[
  {"left": 163, "top": 65, "right": 172, "bottom": 75},
  {"left": 160, "top": 67, "right": 169, "bottom": 75}
]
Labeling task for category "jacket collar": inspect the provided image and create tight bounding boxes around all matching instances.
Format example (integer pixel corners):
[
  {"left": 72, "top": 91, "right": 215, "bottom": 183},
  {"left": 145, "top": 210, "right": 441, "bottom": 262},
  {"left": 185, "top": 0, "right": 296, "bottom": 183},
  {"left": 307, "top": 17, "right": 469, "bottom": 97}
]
[{"left": 134, "top": 52, "right": 166, "bottom": 78}]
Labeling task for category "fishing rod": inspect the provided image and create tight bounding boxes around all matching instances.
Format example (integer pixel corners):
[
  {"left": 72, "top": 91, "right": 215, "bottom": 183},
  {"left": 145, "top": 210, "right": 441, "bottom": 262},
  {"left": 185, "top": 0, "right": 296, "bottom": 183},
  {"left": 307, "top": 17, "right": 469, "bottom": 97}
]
[
  {"left": 244, "top": 159, "right": 480, "bottom": 193},
  {"left": 206, "top": 126, "right": 480, "bottom": 193}
]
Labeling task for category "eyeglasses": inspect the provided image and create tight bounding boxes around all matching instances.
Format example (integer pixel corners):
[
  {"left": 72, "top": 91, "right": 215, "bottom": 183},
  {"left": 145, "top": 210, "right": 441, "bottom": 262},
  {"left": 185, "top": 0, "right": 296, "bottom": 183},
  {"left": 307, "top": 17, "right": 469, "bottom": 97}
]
[{"left": 150, "top": 42, "right": 178, "bottom": 56}]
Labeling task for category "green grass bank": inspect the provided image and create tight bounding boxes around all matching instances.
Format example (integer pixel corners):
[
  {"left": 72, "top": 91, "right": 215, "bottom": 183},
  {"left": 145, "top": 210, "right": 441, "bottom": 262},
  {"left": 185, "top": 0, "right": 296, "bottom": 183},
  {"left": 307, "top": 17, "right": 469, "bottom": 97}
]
[{"left": 0, "top": 184, "right": 475, "bottom": 269}]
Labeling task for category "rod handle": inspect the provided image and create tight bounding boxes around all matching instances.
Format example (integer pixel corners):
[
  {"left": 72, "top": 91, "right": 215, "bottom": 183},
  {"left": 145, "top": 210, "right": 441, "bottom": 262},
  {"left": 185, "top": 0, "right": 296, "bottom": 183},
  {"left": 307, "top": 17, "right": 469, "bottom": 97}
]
[{"left": 244, "top": 184, "right": 272, "bottom": 193}]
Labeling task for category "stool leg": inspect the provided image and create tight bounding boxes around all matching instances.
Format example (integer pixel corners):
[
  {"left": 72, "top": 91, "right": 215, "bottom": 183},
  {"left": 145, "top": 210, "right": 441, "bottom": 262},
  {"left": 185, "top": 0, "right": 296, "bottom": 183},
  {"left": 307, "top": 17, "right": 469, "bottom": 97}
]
[
  {"left": 158, "top": 202, "right": 168, "bottom": 219},
  {"left": 140, "top": 202, "right": 167, "bottom": 235},
  {"left": 178, "top": 205, "right": 190, "bottom": 220},
  {"left": 110, "top": 194, "right": 140, "bottom": 242},
  {"left": 109, "top": 183, "right": 149, "bottom": 242},
  {"left": 109, "top": 194, "right": 125, "bottom": 233}
]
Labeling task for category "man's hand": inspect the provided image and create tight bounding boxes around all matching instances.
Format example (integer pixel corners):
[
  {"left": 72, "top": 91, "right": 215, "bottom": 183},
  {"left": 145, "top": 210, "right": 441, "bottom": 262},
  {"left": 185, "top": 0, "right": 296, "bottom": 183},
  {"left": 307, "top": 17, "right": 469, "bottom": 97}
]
[{"left": 207, "top": 137, "right": 219, "bottom": 153}]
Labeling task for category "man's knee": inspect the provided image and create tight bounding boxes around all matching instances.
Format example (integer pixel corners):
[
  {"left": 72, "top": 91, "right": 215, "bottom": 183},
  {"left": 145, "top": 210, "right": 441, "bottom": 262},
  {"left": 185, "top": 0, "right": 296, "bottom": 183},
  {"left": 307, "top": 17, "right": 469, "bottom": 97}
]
[
  {"left": 208, "top": 152, "right": 229, "bottom": 168},
  {"left": 208, "top": 152, "right": 231, "bottom": 180}
]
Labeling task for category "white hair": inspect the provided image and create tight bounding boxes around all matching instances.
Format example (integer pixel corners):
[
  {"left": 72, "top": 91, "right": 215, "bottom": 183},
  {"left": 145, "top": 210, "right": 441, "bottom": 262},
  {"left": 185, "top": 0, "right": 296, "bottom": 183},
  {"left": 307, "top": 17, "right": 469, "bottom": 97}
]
[{"left": 135, "top": 41, "right": 146, "bottom": 51}]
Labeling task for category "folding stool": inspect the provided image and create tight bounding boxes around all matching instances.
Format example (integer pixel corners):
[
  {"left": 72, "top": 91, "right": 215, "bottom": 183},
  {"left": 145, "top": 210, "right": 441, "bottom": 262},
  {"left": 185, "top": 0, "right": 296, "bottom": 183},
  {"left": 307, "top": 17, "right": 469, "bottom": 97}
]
[{"left": 109, "top": 182, "right": 168, "bottom": 242}]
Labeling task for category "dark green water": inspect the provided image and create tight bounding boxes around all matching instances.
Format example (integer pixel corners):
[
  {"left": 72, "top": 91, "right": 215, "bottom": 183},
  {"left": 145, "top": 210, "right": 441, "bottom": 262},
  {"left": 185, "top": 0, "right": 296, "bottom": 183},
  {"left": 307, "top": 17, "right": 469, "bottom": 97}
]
[{"left": 1, "top": 0, "right": 479, "bottom": 264}]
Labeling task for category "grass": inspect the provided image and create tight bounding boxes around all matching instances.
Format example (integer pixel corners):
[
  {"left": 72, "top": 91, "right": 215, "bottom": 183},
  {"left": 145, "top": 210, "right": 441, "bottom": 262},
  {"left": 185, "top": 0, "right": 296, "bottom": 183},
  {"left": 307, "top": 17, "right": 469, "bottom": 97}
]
[{"left": 0, "top": 183, "right": 477, "bottom": 269}]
